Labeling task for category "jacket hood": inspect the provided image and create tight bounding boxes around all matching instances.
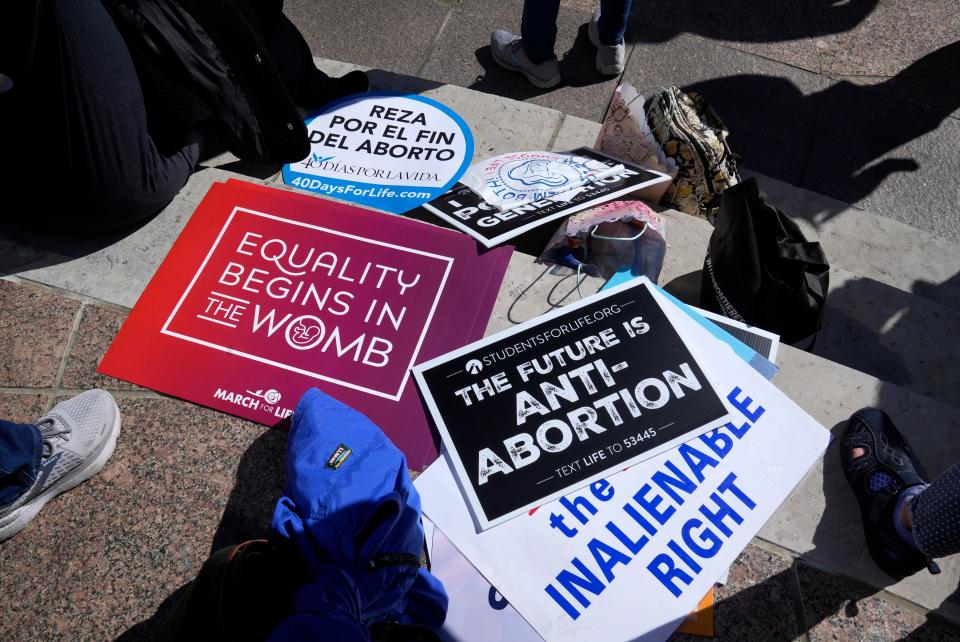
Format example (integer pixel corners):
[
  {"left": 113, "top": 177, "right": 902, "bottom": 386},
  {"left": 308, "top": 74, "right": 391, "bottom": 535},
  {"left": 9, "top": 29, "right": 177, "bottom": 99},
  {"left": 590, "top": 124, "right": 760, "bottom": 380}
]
[{"left": 271, "top": 388, "right": 447, "bottom": 628}]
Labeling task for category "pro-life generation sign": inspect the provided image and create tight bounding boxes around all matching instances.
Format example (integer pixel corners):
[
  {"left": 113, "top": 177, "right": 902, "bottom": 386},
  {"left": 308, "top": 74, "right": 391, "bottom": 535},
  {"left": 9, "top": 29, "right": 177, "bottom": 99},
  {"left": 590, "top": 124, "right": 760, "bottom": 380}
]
[
  {"left": 282, "top": 93, "right": 473, "bottom": 214},
  {"left": 99, "top": 179, "right": 511, "bottom": 468},
  {"left": 421, "top": 148, "right": 671, "bottom": 247},
  {"left": 416, "top": 286, "right": 831, "bottom": 642},
  {"left": 413, "top": 278, "right": 732, "bottom": 529}
]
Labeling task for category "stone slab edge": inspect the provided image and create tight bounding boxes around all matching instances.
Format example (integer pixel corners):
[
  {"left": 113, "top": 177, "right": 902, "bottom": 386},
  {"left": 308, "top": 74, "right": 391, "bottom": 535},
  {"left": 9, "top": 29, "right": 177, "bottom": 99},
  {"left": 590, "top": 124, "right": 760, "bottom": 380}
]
[{"left": 538, "top": 106, "right": 960, "bottom": 314}]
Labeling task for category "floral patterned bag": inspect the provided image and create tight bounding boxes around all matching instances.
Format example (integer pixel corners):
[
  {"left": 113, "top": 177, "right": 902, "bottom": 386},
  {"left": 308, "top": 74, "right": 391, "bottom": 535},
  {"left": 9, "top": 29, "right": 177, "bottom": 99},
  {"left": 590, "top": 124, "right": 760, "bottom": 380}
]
[
  {"left": 644, "top": 86, "right": 740, "bottom": 223},
  {"left": 595, "top": 83, "right": 678, "bottom": 204}
]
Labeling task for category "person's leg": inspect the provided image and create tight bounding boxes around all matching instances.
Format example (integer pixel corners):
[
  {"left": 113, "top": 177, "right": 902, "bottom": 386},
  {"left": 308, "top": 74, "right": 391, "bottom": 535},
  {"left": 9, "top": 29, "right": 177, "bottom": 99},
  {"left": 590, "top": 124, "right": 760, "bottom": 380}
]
[
  {"left": 520, "top": 0, "right": 562, "bottom": 62},
  {"left": 490, "top": 0, "right": 563, "bottom": 89},
  {"left": 2, "top": 0, "right": 199, "bottom": 232},
  {"left": 0, "top": 390, "right": 121, "bottom": 541},
  {"left": 908, "top": 461, "right": 960, "bottom": 558},
  {"left": 597, "top": 0, "right": 632, "bottom": 45},
  {"left": 0, "top": 421, "right": 42, "bottom": 507},
  {"left": 589, "top": 1, "right": 631, "bottom": 75}
]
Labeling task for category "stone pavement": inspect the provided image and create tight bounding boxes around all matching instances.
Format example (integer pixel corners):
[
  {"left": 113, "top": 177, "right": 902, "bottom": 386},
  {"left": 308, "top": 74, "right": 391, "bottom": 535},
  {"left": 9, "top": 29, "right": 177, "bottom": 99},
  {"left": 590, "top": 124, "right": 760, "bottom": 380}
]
[
  {"left": 0, "top": 275, "right": 956, "bottom": 642},
  {"left": 286, "top": 0, "right": 960, "bottom": 243},
  {"left": 3, "top": 75, "right": 960, "bottom": 641},
  {"left": 1, "top": 4, "right": 960, "bottom": 641}
]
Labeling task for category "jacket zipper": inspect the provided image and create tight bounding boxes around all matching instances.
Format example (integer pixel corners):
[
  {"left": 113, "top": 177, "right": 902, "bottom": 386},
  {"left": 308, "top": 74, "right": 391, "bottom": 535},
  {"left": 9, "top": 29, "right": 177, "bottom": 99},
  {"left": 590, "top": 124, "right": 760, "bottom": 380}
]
[{"left": 367, "top": 553, "right": 422, "bottom": 570}]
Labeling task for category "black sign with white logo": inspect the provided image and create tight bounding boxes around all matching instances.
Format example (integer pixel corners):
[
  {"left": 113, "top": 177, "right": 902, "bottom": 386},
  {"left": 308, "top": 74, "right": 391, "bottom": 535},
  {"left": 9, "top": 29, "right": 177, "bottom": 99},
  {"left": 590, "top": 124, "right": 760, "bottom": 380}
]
[
  {"left": 413, "top": 279, "right": 731, "bottom": 530},
  {"left": 421, "top": 148, "right": 670, "bottom": 248}
]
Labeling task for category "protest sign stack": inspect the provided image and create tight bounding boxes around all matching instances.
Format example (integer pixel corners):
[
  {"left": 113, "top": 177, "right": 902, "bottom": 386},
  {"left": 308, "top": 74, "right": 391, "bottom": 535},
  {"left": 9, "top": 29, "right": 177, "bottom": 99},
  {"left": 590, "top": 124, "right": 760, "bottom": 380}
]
[
  {"left": 99, "top": 179, "right": 511, "bottom": 468},
  {"left": 413, "top": 277, "right": 830, "bottom": 641},
  {"left": 422, "top": 147, "right": 671, "bottom": 248},
  {"left": 98, "top": 96, "right": 828, "bottom": 638}
]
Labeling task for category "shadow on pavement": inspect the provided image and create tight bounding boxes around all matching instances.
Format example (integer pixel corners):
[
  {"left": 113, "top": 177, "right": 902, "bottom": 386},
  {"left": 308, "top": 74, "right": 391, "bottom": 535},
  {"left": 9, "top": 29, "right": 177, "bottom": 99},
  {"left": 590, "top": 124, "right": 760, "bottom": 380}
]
[
  {"left": 817, "top": 271, "right": 960, "bottom": 411},
  {"left": 631, "top": 0, "right": 880, "bottom": 45},
  {"left": 113, "top": 427, "right": 289, "bottom": 642},
  {"left": 0, "top": 216, "right": 152, "bottom": 277},
  {"left": 112, "top": 583, "right": 191, "bottom": 642},
  {"left": 684, "top": 42, "right": 960, "bottom": 210},
  {"left": 209, "top": 427, "right": 289, "bottom": 553}
]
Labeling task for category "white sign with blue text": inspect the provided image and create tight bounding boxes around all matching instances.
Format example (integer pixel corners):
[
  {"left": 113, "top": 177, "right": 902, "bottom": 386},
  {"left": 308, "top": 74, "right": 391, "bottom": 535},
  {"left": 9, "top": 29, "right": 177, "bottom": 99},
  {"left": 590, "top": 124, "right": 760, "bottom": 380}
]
[
  {"left": 283, "top": 93, "right": 473, "bottom": 214},
  {"left": 415, "top": 286, "right": 829, "bottom": 642}
]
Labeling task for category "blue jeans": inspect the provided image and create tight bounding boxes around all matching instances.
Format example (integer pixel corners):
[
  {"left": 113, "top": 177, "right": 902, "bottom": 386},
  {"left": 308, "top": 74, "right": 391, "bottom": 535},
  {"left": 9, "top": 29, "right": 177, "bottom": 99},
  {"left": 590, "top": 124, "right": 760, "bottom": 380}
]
[
  {"left": 0, "top": 421, "right": 41, "bottom": 507},
  {"left": 521, "top": 0, "right": 633, "bottom": 62}
]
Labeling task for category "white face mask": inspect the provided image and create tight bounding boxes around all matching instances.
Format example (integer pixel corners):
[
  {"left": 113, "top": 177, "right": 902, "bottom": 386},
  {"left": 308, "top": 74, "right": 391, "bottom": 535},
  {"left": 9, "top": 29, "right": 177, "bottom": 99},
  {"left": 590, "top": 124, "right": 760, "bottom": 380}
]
[{"left": 0, "top": 74, "right": 13, "bottom": 94}]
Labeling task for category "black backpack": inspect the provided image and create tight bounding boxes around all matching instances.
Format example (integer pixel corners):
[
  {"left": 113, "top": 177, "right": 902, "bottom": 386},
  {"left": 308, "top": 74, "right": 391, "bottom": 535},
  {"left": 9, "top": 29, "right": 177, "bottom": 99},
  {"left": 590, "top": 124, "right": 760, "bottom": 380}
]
[{"left": 699, "top": 179, "right": 830, "bottom": 350}]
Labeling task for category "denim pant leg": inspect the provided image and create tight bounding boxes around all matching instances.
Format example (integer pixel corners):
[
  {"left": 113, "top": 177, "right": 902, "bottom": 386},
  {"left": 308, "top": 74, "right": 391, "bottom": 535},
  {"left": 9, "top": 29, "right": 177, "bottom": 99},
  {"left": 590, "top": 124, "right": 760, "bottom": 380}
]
[
  {"left": 521, "top": 0, "right": 562, "bottom": 62},
  {"left": 598, "top": 0, "right": 633, "bottom": 45},
  {"left": 0, "top": 421, "right": 42, "bottom": 507}
]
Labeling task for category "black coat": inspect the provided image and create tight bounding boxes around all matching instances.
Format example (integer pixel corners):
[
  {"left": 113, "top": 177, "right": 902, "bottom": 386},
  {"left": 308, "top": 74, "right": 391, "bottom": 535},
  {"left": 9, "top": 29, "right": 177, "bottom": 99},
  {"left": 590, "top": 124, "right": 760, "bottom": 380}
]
[{"left": 104, "top": 0, "right": 309, "bottom": 162}]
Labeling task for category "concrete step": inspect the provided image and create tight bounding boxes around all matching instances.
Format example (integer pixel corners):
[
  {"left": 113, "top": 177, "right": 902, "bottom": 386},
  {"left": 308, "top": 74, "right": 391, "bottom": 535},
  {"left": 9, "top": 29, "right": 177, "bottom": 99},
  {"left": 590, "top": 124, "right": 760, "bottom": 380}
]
[
  {"left": 2, "top": 168, "right": 251, "bottom": 309},
  {"left": 6, "top": 59, "right": 957, "bottom": 412},
  {"left": 768, "top": 345, "right": 960, "bottom": 627},
  {"left": 3, "top": 59, "right": 959, "bottom": 625},
  {"left": 545, "top": 114, "right": 960, "bottom": 312},
  {"left": 490, "top": 247, "right": 960, "bottom": 626},
  {"left": 650, "top": 208, "right": 960, "bottom": 411},
  {"left": 743, "top": 170, "right": 960, "bottom": 316},
  {"left": 542, "top": 112, "right": 960, "bottom": 411}
]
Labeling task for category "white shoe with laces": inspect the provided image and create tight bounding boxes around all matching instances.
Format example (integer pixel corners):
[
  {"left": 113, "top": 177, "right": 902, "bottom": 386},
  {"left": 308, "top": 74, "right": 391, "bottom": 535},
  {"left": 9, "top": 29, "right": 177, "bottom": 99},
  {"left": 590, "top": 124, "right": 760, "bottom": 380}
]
[
  {"left": 0, "top": 390, "right": 121, "bottom": 542},
  {"left": 588, "top": 8, "right": 626, "bottom": 75},
  {"left": 490, "top": 30, "right": 562, "bottom": 89}
]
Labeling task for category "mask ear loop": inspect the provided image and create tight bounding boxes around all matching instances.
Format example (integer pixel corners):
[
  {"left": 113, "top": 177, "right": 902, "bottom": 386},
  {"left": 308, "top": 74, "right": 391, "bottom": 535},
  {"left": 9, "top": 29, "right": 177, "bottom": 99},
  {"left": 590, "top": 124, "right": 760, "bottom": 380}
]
[
  {"left": 575, "top": 222, "right": 650, "bottom": 299},
  {"left": 589, "top": 221, "right": 648, "bottom": 241}
]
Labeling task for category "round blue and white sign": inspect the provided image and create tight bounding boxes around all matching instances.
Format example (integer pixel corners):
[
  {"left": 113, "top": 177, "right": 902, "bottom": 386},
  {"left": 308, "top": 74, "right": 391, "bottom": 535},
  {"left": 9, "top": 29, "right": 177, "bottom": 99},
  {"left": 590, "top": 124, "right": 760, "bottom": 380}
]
[{"left": 283, "top": 92, "right": 474, "bottom": 214}]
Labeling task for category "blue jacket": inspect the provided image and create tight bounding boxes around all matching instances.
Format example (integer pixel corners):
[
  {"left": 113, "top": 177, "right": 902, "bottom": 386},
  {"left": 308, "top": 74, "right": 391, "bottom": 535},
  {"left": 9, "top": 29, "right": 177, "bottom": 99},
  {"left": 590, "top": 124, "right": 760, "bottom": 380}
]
[{"left": 268, "top": 388, "right": 448, "bottom": 642}]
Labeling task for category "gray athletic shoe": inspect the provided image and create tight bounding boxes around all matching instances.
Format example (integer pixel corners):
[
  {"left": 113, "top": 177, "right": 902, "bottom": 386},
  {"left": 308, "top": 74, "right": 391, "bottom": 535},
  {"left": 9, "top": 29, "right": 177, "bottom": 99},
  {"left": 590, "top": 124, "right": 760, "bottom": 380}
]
[
  {"left": 490, "top": 30, "right": 561, "bottom": 89},
  {"left": 588, "top": 9, "right": 625, "bottom": 75},
  {"left": 0, "top": 390, "right": 121, "bottom": 542}
]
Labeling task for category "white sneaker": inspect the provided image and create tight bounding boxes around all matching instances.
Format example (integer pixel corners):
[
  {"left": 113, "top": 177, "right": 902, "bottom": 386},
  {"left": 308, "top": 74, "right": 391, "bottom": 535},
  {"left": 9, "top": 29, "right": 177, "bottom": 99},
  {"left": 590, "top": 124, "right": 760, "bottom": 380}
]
[
  {"left": 490, "top": 30, "right": 562, "bottom": 89},
  {"left": 0, "top": 390, "right": 121, "bottom": 541},
  {"left": 588, "top": 9, "right": 626, "bottom": 75}
]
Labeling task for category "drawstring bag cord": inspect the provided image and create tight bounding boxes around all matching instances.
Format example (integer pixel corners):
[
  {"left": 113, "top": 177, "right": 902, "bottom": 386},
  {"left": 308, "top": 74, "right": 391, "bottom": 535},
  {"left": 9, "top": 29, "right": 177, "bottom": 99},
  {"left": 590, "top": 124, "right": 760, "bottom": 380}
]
[{"left": 574, "top": 222, "right": 649, "bottom": 299}]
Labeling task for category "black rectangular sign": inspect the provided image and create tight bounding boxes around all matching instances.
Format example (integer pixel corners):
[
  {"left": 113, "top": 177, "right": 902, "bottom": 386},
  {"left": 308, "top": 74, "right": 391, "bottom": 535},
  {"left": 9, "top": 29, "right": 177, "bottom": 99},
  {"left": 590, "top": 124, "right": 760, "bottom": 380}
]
[
  {"left": 421, "top": 148, "right": 670, "bottom": 248},
  {"left": 413, "top": 279, "right": 731, "bottom": 530}
]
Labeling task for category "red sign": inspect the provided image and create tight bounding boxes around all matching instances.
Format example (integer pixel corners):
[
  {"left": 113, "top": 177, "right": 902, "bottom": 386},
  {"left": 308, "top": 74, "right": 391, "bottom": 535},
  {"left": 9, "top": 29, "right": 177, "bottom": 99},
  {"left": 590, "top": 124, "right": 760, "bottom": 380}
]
[{"left": 100, "top": 179, "right": 511, "bottom": 468}]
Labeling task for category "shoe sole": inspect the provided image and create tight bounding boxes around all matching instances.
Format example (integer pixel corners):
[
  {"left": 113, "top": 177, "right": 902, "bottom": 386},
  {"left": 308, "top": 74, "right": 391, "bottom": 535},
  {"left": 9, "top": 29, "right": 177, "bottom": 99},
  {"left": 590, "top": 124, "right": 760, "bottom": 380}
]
[
  {"left": 596, "top": 61, "right": 624, "bottom": 76},
  {"left": 490, "top": 46, "right": 561, "bottom": 89},
  {"left": 0, "top": 403, "right": 122, "bottom": 542}
]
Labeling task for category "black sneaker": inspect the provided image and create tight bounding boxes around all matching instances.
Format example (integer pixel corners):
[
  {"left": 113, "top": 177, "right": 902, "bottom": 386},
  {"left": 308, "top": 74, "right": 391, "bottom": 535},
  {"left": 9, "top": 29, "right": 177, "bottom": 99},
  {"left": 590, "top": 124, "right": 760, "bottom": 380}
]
[{"left": 840, "top": 407, "right": 940, "bottom": 580}]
